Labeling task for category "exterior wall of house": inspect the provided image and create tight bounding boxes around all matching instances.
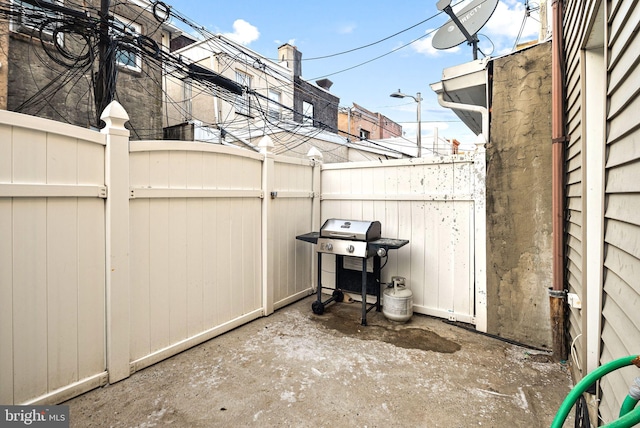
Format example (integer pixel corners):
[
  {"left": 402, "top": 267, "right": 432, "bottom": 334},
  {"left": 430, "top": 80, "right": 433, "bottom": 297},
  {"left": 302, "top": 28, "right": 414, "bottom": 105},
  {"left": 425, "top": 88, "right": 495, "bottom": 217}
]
[
  {"left": 337, "top": 104, "right": 403, "bottom": 141},
  {"left": 486, "top": 42, "right": 553, "bottom": 349},
  {"left": 377, "top": 113, "right": 403, "bottom": 139},
  {"left": 191, "top": 58, "right": 220, "bottom": 124},
  {"left": 164, "top": 41, "right": 361, "bottom": 161},
  {"left": 563, "top": 0, "right": 588, "bottom": 388},
  {"left": 277, "top": 43, "right": 339, "bottom": 133},
  {"left": 165, "top": 40, "right": 296, "bottom": 139},
  {"left": 7, "top": 32, "right": 94, "bottom": 127},
  {"left": 563, "top": 0, "right": 640, "bottom": 424},
  {"left": 598, "top": 0, "right": 640, "bottom": 416},
  {"left": 295, "top": 78, "right": 339, "bottom": 132},
  {"left": 5, "top": 1, "right": 166, "bottom": 139}
]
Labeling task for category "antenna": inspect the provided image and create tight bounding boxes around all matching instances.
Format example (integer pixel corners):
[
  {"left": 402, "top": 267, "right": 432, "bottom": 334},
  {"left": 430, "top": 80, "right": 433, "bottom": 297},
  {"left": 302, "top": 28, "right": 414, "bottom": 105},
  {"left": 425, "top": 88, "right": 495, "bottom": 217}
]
[{"left": 432, "top": 0, "right": 499, "bottom": 60}]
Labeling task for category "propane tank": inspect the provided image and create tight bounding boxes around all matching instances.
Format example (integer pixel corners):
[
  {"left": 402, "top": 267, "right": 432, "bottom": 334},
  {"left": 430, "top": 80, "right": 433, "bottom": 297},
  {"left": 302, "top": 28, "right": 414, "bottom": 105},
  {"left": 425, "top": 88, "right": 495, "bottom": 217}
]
[{"left": 382, "top": 276, "right": 413, "bottom": 323}]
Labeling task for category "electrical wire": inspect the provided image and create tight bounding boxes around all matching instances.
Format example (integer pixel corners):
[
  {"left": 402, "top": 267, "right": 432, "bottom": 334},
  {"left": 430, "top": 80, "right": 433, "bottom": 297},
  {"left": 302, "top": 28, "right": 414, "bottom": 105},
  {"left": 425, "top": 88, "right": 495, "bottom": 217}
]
[
  {"left": 308, "top": 28, "right": 436, "bottom": 81},
  {"left": 1, "top": 0, "right": 423, "bottom": 157},
  {"left": 301, "top": 13, "right": 441, "bottom": 61}
]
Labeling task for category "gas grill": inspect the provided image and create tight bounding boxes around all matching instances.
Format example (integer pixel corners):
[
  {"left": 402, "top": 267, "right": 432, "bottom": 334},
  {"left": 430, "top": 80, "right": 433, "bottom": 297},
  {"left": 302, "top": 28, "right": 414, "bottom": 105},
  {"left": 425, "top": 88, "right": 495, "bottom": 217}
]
[{"left": 297, "top": 219, "right": 409, "bottom": 325}]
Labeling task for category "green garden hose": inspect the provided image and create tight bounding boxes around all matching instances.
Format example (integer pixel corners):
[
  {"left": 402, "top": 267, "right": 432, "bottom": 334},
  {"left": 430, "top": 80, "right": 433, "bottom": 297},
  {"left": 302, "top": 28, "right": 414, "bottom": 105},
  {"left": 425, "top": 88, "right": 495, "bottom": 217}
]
[
  {"left": 551, "top": 355, "right": 640, "bottom": 428},
  {"left": 616, "top": 376, "right": 640, "bottom": 426}
]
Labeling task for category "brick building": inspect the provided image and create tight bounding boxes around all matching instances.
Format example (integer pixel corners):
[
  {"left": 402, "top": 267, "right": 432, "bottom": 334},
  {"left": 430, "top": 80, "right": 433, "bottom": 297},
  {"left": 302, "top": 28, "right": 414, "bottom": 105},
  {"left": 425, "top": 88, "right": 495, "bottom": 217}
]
[
  {"left": 277, "top": 44, "right": 339, "bottom": 133},
  {"left": 338, "top": 103, "right": 402, "bottom": 141}
]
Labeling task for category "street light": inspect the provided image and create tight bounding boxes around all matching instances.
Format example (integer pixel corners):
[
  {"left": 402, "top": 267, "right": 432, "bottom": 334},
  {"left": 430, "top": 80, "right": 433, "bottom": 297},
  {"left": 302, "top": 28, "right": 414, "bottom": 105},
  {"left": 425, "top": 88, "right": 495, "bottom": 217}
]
[{"left": 390, "top": 89, "right": 422, "bottom": 158}]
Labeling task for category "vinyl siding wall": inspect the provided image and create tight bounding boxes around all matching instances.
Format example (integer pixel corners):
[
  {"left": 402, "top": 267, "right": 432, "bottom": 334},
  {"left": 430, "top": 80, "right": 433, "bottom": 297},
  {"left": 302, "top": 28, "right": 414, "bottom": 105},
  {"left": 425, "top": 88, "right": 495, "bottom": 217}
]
[
  {"left": 563, "top": 0, "right": 640, "bottom": 423},
  {"left": 599, "top": 0, "right": 640, "bottom": 422}
]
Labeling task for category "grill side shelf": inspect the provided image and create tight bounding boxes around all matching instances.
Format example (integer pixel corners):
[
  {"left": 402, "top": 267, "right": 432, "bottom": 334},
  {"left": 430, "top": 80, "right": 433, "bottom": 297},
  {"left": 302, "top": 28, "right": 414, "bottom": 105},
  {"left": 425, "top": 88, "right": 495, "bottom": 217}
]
[
  {"left": 368, "top": 238, "right": 409, "bottom": 250},
  {"left": 296, "top": 232, "right": 319, "bottom": 244}
]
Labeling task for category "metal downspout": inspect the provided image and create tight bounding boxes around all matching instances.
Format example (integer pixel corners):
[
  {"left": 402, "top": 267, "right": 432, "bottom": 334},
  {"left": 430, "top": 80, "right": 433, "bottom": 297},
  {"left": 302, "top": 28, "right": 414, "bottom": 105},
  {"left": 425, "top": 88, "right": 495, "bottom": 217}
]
[
  {"left": 550, "top": 0, "right": 568, "bottom": 361},
  {"left": 434, "top": 94, "right": 489, "bottom": 142}
]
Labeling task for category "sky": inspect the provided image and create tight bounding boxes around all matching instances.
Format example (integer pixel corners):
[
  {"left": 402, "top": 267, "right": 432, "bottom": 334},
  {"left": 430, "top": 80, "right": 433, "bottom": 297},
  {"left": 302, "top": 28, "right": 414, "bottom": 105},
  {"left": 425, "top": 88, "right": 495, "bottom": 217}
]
[{"left": 165, "top": 0, "right": 544, "bottom": 151}]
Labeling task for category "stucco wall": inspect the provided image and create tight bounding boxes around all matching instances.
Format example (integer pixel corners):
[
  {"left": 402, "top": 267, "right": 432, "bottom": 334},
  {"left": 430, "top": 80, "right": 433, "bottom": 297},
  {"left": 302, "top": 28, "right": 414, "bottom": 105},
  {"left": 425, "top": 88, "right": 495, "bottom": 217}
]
[{"left": 486, "top": 41, "right": 553, "bottom": 349}]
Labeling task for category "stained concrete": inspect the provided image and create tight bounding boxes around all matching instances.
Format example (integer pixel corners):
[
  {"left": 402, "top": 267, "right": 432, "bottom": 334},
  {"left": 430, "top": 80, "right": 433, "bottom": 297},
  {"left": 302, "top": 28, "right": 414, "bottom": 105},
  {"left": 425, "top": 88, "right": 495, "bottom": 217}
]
[{"left": 64, "top": 295, "right": 573, "bottom": 427}]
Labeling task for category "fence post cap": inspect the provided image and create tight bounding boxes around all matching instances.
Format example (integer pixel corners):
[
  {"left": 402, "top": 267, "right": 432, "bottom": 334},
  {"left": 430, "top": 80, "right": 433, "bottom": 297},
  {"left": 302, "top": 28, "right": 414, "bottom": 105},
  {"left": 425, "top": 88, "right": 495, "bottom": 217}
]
[
  {"left": 259, "top": 135, "right": 274, "bottom": 154},
  {"left": 100, "top": 101, "right": 130, "bottom": 131},
  {"left": 306, "top": 146, "right": 323, "bottom": 161}
]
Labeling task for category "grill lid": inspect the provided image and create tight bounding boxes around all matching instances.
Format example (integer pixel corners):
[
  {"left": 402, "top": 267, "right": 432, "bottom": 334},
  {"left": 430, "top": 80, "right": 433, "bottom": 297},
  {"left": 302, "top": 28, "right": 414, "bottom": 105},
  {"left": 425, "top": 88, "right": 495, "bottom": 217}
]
[{"left": 320, "top": 219, "right": 381, "bottom": 241}]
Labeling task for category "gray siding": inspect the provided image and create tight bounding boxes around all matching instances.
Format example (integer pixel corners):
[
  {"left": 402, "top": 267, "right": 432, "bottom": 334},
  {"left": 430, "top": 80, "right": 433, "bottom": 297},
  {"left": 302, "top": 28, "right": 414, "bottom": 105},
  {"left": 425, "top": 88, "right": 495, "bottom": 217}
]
[
  {"left": 563, "top": 0, "right": 585, "bottom": 378},
  {"left": 564, "top": 0, "right": 640, "bottom": 423},
  {"left": 599, "top": 0, "right": 640, "bottom": 422}
]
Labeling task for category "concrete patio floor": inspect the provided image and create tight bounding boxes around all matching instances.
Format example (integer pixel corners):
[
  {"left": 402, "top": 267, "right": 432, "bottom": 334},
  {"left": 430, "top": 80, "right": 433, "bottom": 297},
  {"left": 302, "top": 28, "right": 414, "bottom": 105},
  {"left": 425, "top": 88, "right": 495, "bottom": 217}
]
[{"left": 64, "top": 294, "right": 574, "bottom": 427}]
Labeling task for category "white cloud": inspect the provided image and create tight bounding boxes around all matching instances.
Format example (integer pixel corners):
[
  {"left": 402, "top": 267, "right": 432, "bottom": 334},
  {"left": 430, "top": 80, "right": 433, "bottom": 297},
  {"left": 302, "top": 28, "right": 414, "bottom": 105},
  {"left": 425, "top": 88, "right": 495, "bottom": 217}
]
[
  {"left": 223, "top": 19, "right": 260, "bottom": 45},
  {"left": 274, "top": 38, "right": 296, "bottom": 46},
  {"left": 483, "top": 0, "right": 542, "bottom": 52},
  {"left": 338, "top": 23, "right": 357, "bottom": 34},
  {"left": 485, "top": 0, "right": 540, "bottom": 39}
]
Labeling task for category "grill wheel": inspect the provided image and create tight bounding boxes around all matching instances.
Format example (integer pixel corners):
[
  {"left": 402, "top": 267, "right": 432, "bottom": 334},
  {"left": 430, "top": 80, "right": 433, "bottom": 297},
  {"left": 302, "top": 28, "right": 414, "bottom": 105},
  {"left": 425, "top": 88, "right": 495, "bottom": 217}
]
[{"left": 312, "top": 300, "right": 324, "bottom": 315}]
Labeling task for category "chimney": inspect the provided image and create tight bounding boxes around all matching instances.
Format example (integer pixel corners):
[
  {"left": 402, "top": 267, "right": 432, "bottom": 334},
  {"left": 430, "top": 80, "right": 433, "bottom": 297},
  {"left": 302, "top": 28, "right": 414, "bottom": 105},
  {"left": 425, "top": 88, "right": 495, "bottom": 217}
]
[
  {"left": 278, "top": 43, "right": 302, "bottom": 78},
  {"left": 315, "top": 78, "right": 333, "bottom": 91}
]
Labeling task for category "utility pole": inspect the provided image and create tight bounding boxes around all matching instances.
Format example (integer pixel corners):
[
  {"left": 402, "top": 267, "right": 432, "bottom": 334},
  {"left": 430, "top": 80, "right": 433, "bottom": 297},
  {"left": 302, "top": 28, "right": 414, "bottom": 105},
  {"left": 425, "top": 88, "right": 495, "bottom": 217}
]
[
  {"left": 95, "top": 0, "right": 116, "bottom": 128},
  {"left": 0, "top": 18, "right": 9, "bottom": 110}
]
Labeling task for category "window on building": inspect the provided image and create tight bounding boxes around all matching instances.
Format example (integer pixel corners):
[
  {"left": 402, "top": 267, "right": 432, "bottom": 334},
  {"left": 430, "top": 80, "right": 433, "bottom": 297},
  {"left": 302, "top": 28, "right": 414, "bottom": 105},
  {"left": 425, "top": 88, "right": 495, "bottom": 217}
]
[
  {"left": 360, "top": 129, "right": 370, "bottom": 140},
  {"left": 235, "top": 70, "right": 252, "bottom": 116},
  {"left": 268, "top": 89, "right": 281, "bottom": 120},
  {"left": 11, "top": 0, "right": 63, "bottom": 37},
  {"left": 113, "top": 15, "right": 142, "bottom": 72},
  {"left": 302, "top": 101, "right": 314, "bottom": 126}
]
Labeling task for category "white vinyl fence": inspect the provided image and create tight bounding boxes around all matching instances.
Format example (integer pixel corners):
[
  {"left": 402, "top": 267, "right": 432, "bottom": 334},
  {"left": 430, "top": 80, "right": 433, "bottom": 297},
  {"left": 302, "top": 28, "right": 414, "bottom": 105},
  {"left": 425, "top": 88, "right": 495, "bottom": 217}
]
[
  {"left": 0, "top": 102, "right": 486, "bottom": 406},
  {"left": 320, "top": 155, "right": 487, "bottom": 328},
  {"left": 0, "top": 103, "right": 318, "bottom": 405},
  {"left": 0, "top": 111, "right": 108, "bottom": 405}
]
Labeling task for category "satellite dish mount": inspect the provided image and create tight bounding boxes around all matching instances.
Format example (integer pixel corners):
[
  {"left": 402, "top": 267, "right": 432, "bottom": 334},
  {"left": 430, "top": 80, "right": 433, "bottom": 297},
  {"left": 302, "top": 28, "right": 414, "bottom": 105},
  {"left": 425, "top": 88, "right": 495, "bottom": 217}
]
[
  {"left": 437, "top": 0, "right": 480, "bottom": 59},
  {"left": 433, "top": 0, "right": 499, "bottom": 60}
]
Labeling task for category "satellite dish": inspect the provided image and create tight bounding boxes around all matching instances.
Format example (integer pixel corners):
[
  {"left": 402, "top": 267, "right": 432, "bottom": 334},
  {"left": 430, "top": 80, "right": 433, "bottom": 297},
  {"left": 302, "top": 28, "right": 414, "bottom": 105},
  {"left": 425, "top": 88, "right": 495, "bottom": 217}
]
[{"left": 432, "top": 0, "right": 499, "bottom": 58}]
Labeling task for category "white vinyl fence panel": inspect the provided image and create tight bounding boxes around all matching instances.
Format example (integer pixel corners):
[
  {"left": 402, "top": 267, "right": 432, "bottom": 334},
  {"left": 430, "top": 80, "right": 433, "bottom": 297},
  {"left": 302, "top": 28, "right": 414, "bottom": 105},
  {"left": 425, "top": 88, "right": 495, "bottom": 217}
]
[
  {"left": 0, "top": 111, "right": 108, "bottom": 405},
  {"left": 128, "top": 142, "right": 265, "bottom": 370},
  {"left": 272, "top": 156, "right": 318, "bottom": 309},
  {"left": 0, "top": 106, "right": 319, "bottom": 405},
  {"left": 320, "top": 155, "right": 479, "bottom": 324}
]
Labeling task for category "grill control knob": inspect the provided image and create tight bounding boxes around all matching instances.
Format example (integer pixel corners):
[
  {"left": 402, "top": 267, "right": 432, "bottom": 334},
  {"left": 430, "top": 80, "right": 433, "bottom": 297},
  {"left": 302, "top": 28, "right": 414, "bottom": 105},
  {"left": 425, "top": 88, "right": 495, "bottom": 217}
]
[
  {"left": 347, "top": 244, "right": 355, "bottom": 253},
  {"left": 325, "top": 243, "right": 333, "bottom": 251},
  {"left": 376, "top": 247, "right": 387, "bottom": 257}
]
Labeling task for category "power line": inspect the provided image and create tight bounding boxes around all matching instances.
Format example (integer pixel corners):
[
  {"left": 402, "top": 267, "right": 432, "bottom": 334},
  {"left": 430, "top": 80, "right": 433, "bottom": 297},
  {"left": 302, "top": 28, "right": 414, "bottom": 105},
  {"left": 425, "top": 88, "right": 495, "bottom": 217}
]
[
  {"left": 300, "top": 12, "right": 442, "bottom": 61},
  {"left": 1, "top": 0, "right": 416, "bottom": 156},
  {"left": 308, "top": 28, "right": 436, "bottom": 81}
]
